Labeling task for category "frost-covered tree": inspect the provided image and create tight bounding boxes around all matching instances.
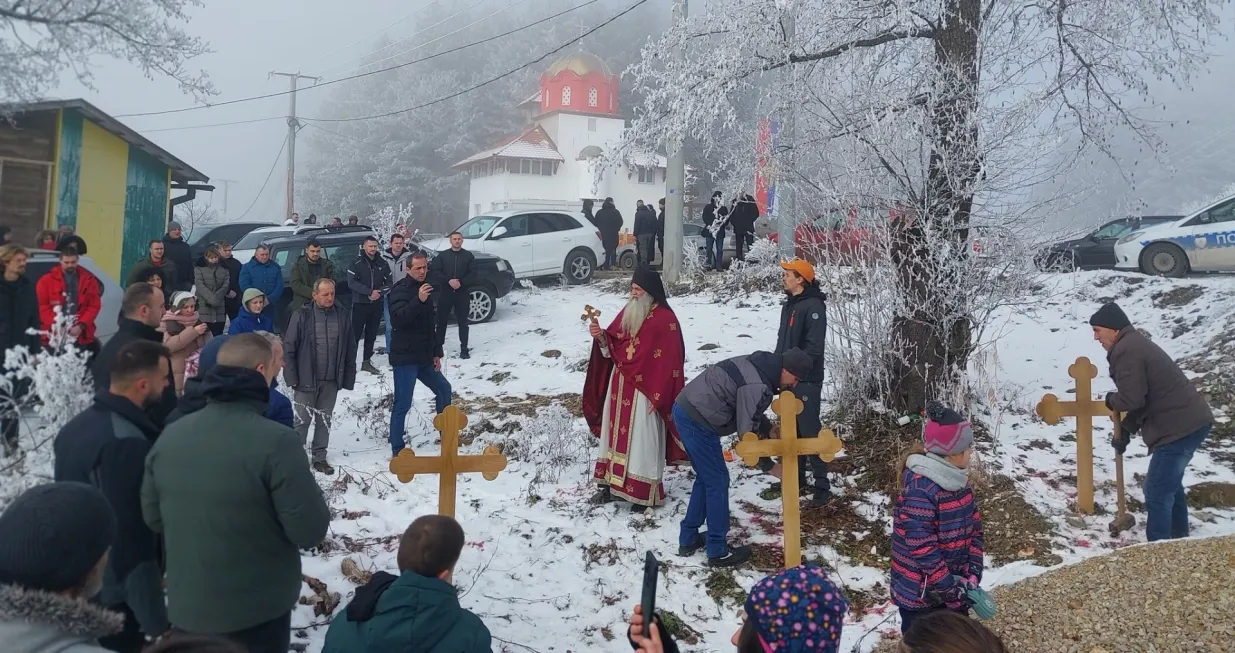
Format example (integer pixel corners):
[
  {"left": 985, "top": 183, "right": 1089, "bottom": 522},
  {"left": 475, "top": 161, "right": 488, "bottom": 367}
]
[
  {"left": 617, "top": 0, "right": 1227, "bottom": 411},
  {"left": 173, "top": 197, "right": 220, "bottom": 242},
  {"left": 0, "top": 0, "right": 214, "bottom": 103}
]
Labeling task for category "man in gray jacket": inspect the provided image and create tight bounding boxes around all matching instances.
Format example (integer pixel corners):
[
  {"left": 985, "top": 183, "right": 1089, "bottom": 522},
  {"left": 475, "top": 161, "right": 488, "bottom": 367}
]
[
  {"left": 1091, "top": 302, "right": 1213, "bottom": 542},
  {"left": 672, "top": 348, "right": 813, "bottom": 567},
  {"left": 284, "top": 278, "right": 358, "bottom": 475}
]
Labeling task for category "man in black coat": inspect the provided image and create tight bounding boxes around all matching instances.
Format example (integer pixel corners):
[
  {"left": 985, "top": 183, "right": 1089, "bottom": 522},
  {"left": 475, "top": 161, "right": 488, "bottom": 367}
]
[
  {"left": 55, "top": 339, "right": 172, "bottom": 652},
  {"left": 220, "top": 241, "right": 244, "bottom": 321},
  {"left": 347, "top": 236, "right": 392, "bottom": 374},
  {"left": 701, "top": 191, "right": 728, "bottom": 270},
  {"left": 428, "top": 231, "right": 476, "bottom": 360},
  {"left": 594, "top": 198, "right": 623, "bottom": 269},
  {"left": 0, "top": 244, "right": 40, "bottom": 455},
  {"left": 656, "top": 198, "right": 666, "bottom": 263},
  {"left": 387, "top": 252, "right": 452, "bottom": 457},
  {"left": 93, "top": 283, "right": 178, "bottom": 428},
  {"left": 762, "top": 259, "right": 830, "bottom": 506},
  {"left": 162, "top": 222, "right": 194, "bottom": 292},
  {"left": 633, "top": 201, "right": 657, "bottom": 268},
  {"left": 730, "top": 194, "right": 760, "bottom": 261}
]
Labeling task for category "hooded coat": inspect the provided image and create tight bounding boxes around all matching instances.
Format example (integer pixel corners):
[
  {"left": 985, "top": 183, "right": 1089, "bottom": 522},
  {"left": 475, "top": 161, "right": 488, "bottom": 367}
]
[
  {"left": 322, "top": 571, "right": 492, "bottom": 653},
  {"left": 594, "top": 200, "right": 623, "bottom": 249},
  {"left": 0, "top": 583, "right": 123, "bottom": 653},
  {"left": 35, "top": 264, "right": 102, "bottom": 345},
  {"left": 192, "top": 257, "right": 230, "bottom": 323},
  {"left": 0, "top": 274, "right": 42, "bottom": 354},
  {"left": 227, "top": 305, "right": 274, "bottom": 335}
]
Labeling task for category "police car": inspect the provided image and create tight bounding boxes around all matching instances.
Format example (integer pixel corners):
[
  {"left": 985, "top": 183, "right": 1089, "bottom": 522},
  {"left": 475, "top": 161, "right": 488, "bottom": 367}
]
[{"left": 1113, "top": 193, "right": 1235, "bottom": 277}]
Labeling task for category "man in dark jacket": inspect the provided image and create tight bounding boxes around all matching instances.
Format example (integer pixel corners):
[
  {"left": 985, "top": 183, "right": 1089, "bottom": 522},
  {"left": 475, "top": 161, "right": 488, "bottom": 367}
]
[
  {"left": 162, "top": 222, "right": 194, "bottom": 292},
  {"left": 0, "top": 244, "right": 40, "bottom": 454},
  {"left": 289, "top": 239, "right": 335, "bottom": 310},
  {"left": 428, "top": 232, "right": 475, "bottom": 359},
  {"left": 656, "top": 198, "right": 666, "bottom": 263},
  {"left": 347, "top": 236, "right": 391, "bottom": 374},
  {"left": 219, "top": 241, "right": 244, "bottom": 321},
  {"left": 633, "top": 201, "right": 656, "bottom": 268},
  {"left": 700, "top": 191, "right": 727, "bottom": 269},
  {"left": 170, "top": 333, "right": 294, "bottom": 428},
  {"left": 322, "top": 515, "right": 491, "bottom": 653},
  {"left": 595, "top": 198, "right": 623, "bottom": 269},
  {"left": 762, "top": 259, "right": 830, "bottom": 506},
  {"left": 55, "top": 340, "right": 172, "bottom": 652},
  {"left": 125, "top": 240, "right": 179, "bottom": 293},
  {"left": 92, "top": 283, "right": 178, "bottom": 428},
  {"left": 142, "top": 334, "right": 330, "bottom": 653},
  {"left": 730, "top": 194, "right": 760, "bottom": 261},
  {"left": 673, "top": 348, "right": 813, "bottom": 567},
  {"left": 283, "top": 279, "right": 357, "bottom": 475},
  {"left": 388, "top": 252, "right": 451, "bottom": 457},
  {"left": 1091, "top": 302, "right": 1214, "bottom": 542}
]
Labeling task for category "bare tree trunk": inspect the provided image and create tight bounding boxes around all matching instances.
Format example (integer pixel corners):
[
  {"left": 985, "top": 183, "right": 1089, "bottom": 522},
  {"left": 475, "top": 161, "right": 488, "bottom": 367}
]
[{"left": 887, "top": 0, "right": 981, "bottom": 412}]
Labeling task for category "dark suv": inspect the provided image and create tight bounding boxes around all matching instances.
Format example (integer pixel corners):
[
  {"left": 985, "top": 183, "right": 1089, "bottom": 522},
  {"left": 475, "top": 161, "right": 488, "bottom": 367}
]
[
  {"left": 261, "top": 231, "right": 516, "bottom": 332},
  {"left": 1035, "top": 215, "right": 1181, "bottom": 271}
]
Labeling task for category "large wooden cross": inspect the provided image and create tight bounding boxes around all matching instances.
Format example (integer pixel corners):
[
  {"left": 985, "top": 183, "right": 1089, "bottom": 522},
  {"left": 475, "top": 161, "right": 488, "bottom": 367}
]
[
  {"left": 388, "top": 405, "right": 507, "bottom": 519},
  {"left": 735, "top": 391, "right": 844, "bottom": 568},
  {"left": 1035, "top": 356, "right": 1114, "bottom": 515}
]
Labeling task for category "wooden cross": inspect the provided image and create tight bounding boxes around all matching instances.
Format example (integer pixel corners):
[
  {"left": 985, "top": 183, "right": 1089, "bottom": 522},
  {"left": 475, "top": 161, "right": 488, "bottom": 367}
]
[
  {"left": 580, "top": 305, "right": 601, "bottom": 322},
  {"left": 388, "top": 406, "right": 507, "bottom": 519},
  {"left": 735, "top": 391, "right": 844, "bottom": 568},
  {"left": 1035, "top": 356, "right": 1114, "bottom": 515}
]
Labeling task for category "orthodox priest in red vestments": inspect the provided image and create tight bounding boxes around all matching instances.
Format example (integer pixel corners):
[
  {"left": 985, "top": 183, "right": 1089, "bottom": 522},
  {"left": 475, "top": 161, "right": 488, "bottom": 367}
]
[{"left": 582, "top": 268, "right": 688, "bottom": 510}]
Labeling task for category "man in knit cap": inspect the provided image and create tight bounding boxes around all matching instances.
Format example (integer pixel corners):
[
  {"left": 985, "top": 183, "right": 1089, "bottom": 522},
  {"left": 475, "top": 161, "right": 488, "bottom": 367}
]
[
  {"left": 1090, "top": 302, "right": 1213, "bottom": 541},
  {"left": 0, "top": 482, "right": 124, "bottom": 653}
]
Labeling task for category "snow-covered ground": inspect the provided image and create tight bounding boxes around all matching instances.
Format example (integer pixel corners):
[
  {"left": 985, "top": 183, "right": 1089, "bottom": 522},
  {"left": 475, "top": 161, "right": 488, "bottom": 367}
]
[
  {"left": 292, "top": 269, "right": 1235, "bottom": 652},
  {"left": 3, "top": 269, "right": 1232, "bottom": 652}
]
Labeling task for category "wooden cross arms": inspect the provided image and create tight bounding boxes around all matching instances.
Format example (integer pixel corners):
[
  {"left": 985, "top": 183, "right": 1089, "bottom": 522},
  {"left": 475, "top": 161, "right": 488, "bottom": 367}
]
[
  {"left": 734, "top": 393, "right": 843, "bottom": 466},
  {"left": 388, "top": 447, "right": 506, "bottom": 483}
]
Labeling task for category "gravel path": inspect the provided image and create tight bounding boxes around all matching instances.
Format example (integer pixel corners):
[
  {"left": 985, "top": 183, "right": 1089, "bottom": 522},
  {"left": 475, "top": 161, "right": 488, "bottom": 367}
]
[{"left": 874, "top": 535, "right": 1235, "bottom": 652}]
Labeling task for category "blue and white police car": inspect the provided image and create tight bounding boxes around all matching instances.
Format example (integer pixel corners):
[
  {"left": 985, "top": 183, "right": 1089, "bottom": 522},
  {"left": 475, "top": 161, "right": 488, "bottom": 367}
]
[{"left": 1113, "top": 194, "right": 1235, "bottom": 277}]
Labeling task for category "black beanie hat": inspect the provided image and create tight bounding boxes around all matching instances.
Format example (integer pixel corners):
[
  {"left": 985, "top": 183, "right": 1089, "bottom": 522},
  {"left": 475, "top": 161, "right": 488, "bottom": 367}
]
[
  {"left": 781, "top": 348, "right": 814, "bottom": 380},
  {"left": 1089, "top": 302, "right": 1131, "bottom": 331},
  {"left": 0, "top": 482, "right": 117, "bottom": 591}
]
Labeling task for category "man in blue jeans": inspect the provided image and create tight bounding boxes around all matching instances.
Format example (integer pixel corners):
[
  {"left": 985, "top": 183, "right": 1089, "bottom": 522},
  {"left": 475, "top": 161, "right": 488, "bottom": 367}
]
[
  {"left": 1091, "top": 302, "right": 1213, "bottom": 542},
  {"left": 387, "top": 252, "right": 452, "bottom": 457},
  {"left": 672, "top": 348, "right": 814, "bottom": 567}
]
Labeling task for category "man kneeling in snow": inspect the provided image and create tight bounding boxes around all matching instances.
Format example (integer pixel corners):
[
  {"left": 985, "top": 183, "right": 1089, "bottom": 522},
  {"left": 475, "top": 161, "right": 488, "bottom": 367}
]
[{"left": 323, "top": 515, "right": 492, "bottom": 653}]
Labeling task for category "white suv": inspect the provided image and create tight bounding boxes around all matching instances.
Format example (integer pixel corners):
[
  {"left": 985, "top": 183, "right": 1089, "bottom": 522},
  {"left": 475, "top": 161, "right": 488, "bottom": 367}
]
[{"left": 421, "top": 210, "right": 603, "bottom": 284}]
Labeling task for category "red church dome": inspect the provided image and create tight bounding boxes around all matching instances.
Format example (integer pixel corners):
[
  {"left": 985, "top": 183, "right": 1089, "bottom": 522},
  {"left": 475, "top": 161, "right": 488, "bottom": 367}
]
[{"left": 538, "top": 52, "right": 619, "bottom": 117}]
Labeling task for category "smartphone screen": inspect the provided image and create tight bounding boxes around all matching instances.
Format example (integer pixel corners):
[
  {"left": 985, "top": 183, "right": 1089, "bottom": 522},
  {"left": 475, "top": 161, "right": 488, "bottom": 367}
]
[{"left": 641, "top": 551, "right": 659, "bottom": 638}]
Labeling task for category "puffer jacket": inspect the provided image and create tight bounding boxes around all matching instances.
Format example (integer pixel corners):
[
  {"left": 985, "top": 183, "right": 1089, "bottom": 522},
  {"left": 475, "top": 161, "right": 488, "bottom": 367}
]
[
  {"left": 775, "top": 285, "right": 827, "bottom": 384},
  {"left": 227, "top": 307, "right": 274, "bottom": 335},
  {"left": 239, "top": 258, "right": 284, "bottom": 304},
  {"left": 322, "top": 571, "right": 491, "bottom": 653},
  {"left": 193, "top": 258, "right": 230, "bottom": 323}
]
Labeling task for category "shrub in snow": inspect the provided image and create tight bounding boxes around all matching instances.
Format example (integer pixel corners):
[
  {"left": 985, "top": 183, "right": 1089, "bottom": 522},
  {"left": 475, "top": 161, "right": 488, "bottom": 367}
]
[
  {"left": 366, "top": 204, "right": 416, "bottom": 241},
  {"left": 0, "top": 307, "right": 93, "bottom": 447},
  {"left": 499, "top": 403, "right": 592, "bottom": 498}
]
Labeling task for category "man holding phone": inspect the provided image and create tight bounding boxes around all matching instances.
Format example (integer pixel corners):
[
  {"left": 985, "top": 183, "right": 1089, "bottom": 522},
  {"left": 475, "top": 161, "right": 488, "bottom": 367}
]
[{"left": 386, "top": 251, "right": 452, "bottom": 458}]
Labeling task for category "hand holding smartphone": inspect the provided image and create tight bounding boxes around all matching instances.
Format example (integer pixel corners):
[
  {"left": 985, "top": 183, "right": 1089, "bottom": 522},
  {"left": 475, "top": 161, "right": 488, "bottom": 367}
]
[{"left": 641, "top": 551, "right": 659, "bottom": 638}]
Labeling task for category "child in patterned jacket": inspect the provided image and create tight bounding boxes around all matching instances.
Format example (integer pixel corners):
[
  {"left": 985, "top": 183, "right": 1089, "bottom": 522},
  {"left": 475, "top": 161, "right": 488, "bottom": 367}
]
[{"left": 890, "top": 401, "right": 985, "bottom": 635}]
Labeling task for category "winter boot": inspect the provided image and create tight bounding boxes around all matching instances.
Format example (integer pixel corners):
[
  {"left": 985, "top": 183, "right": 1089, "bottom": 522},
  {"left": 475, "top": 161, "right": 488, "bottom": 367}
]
[
  {"left": 708, "top": 545, "right": 752, "bottom": 568},
  {"left": 460, "top": 347, "right": 470, "bottom": 360},
  {"left": 361, "top": 360, "right": 380, "bottom": 375},
  {"left": 809, "top": 488, "right": 832, "bottom": 508},
  {"left": 678, "top": 533, "right": 705, "bottom": 556},
  {"left": 312, "top": 460, "right": 336, "bottom": 475},
  {"left": 630, "top": 503, "right": 649, "bottom": 514},
  {"left": 589, "top": 485, "right": 613, "bottom": 504}
]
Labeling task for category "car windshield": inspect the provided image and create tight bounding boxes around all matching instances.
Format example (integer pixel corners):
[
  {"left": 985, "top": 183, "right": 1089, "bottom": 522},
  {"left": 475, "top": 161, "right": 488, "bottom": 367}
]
[
  {"left": 456, "top": 215, "right": 501, "bottom": 239},
  {"left": 235, "top": 229, "right": 288, "bottom": 249}
]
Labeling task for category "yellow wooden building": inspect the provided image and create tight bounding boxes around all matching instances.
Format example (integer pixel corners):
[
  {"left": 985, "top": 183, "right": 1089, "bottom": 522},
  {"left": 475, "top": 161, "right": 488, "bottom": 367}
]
[{"left": 0, "top": 99, "right": 209, "bottom": 281}]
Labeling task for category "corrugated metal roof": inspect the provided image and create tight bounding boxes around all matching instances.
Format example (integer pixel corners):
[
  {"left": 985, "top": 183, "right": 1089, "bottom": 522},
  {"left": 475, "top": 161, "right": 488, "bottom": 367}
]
[{"left": 454, "top": 125, "right": 563, "bottom": 167}]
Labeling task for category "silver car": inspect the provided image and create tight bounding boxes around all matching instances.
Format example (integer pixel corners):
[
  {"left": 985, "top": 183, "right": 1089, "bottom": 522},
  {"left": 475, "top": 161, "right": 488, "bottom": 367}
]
[{"left": 24, "top": 252, "right": 122, "bottom": 344}]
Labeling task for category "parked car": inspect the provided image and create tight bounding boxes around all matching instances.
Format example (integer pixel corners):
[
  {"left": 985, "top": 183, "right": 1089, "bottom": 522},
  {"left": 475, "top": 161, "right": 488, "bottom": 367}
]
[
  {"left": 1113, "top": 195, "right": 1235, "bottom": 276},
  {"left": 615, "top": 222, "right": 739, "bottom": 269},
  {"left": 792, "top": 209, "right": 879, "bottom": 262},
  {"left": 262, "top": 230, "right": 516, "bottom": 332},
  {"left": 188, "top": 221, "right": 274, "bottom": 259},
  {"left": 420, "top": 210, "right": 603, "bottom": 284},
  {"left": 24, "top": 252, "right": 121, "bottom": 345},
  {"left": 232, "top": 224, "right": 374, "bottom": 264},
  {"left": 1035, "top": 215, "right": 1180, "bottom": 272}
]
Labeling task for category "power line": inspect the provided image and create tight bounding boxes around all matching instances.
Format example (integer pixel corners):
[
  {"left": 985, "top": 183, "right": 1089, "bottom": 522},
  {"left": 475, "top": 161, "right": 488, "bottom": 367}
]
[
  {"left": 303, "top": 122, "right": 385, "bottom": 151},
  {"left": 236, "top": 135, "right": 290, "bottom": 221},
  {"left": 303, "top": 0, "right": 442, "bottom": 70},
  {"left": 317, "top": 0, "right": 494, "bottom": 75},
  {"left": 113, "top": 0, "right": 602, "bottom": 119},
  {"left": 302, "top": 0, "right": 650, "bottom": 124},
  {"left": 139, "top": 116, "right": 285, "bottom": 132}
]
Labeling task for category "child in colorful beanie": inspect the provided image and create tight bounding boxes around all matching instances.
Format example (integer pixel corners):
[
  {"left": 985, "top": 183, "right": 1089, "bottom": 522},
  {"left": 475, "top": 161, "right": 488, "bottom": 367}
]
[
  {"left": 627, "top": 565, "right": 848, "bottom": 653},
  {"left": 890, "top": 401, "right": 984, "bottom": 635}
]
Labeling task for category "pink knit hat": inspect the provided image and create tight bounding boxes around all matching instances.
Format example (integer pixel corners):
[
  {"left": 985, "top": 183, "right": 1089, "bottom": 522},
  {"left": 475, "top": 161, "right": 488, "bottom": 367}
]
[{"left": 922, "top": 401, "right": 974, "bottom": 456}]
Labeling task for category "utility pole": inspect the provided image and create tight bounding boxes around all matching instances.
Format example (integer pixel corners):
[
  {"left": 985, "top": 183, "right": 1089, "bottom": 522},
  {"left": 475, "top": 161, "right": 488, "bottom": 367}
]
[
  {"left": 663, "top": 0, "right": 688, "bottom": 283},
  {"left": 269, "top": 71, "right": 320, "bottom": 223},
  {"left": 215, "top": 178, "right": 238, "bottom": 218},
  {"left": 777, "top": 11, "right": 797, "bottom": 259}
]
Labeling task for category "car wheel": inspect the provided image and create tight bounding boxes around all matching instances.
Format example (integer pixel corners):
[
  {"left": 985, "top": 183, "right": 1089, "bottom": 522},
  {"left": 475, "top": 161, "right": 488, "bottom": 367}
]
[
  {"left": 618, "top": 250, "right": 636, "bottom": 269},
  {"left": 1140, "top": 243, "right": 1188, "bottom": 278},
  {"left": 466, "top": 286, "right": 496, "bottom": 324},
  {"left": 564, "top": 248, "right": 596, "bottom": 285},
  {"left": 1047, "top": 253, "right": 1076, "bottom": 273}
]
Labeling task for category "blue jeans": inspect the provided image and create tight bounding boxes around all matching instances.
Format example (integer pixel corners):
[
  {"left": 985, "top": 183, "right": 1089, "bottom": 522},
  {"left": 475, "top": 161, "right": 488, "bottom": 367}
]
[
  {"left": 389, "top": 364, "right": 452, "bottom": 455},
  {"left": 674, "top": 404, "right": 730, "bottom": 558},
  {"left": 1144, "top": 424, "right": 1210, "bottom": 542},
  {"left": 383, "top": 297, "right": 392, "bottom": 351}
]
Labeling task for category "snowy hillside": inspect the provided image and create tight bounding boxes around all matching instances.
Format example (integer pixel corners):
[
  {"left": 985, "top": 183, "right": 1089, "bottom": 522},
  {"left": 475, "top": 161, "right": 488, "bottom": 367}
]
[{"left": 3, "top": 269, "right": 1232, "bottom": 652}]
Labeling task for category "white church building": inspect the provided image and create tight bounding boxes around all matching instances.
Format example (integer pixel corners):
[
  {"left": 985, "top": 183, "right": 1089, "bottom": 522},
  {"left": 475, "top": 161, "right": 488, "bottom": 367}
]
[{"left": 454, "top": 52, "right": 666, "bottom": 230}]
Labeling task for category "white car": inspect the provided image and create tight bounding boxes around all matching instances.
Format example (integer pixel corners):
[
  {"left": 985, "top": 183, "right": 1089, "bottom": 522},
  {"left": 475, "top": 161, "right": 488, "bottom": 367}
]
[
  {"left": 1114, "top": 193, "right": 1235, "bottom": 277},
  {"left": 421, "top": 210, "right": 603, "bottom": 284}
]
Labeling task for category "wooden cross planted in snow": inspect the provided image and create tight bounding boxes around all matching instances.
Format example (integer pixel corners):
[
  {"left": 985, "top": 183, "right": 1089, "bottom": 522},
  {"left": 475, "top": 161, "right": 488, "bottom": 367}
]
[
  {"left": 735, "top": 391, "right": 844, "bottom": 568},
  {"left": 1035, "top": 356, "right": 1114, "bottom": 515},
  {"left": 388, "top": 405, "right": 507, "bottom": 519}
]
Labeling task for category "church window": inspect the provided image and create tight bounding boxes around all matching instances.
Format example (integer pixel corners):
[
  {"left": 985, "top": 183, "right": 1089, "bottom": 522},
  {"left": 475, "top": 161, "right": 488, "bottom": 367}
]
[
  {"left": 561, "top": 86, "right": 572, "bottom": 106},
  {"left": 588, "top": 118, "right": 597, "bottom": 132},
  {"left": 531, "top": 160, "right": 542, "bottom": 175},
  {"left": 520, "top": 159, "right": 532, "bottom": 174},
  {"left": 588, "top": 87, "right": 598, "bottom": 107},
  {"left": 541, "top": 161, "right": 556, "bottom": 176}
]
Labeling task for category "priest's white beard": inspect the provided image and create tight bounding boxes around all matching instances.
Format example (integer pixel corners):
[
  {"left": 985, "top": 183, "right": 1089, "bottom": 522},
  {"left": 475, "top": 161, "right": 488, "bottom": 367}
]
[{"left": 621, "top": 294, "right": 654, "bottom": 336}]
